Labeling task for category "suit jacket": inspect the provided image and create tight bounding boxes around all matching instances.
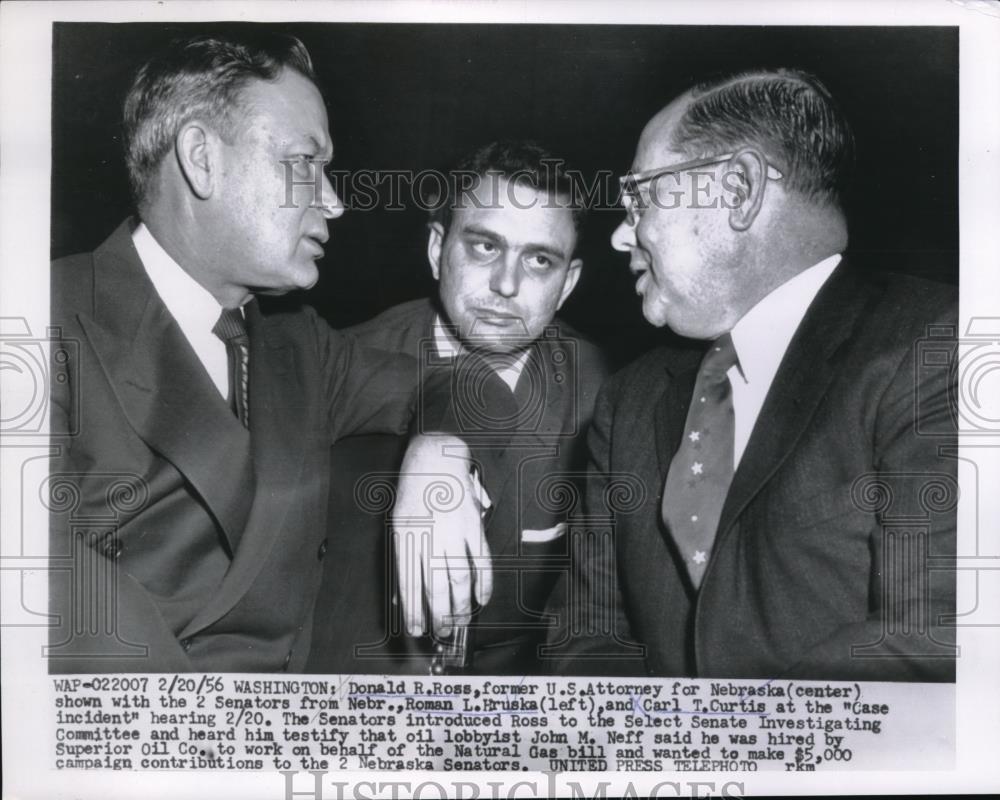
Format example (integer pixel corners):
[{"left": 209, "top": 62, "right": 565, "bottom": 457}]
[
  {"left": 307, "top": 298, "right": 608, "bottom": 674},
  {"left": 48, "top": 219, "right": 429, "bottom": 673},
  {"left": 549, "top": 263, "right": 957, "bottom": 682}
]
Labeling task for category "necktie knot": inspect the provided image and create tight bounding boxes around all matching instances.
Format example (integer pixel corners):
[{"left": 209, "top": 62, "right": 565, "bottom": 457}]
[
  {"left": 213, "top": 308, "right": 248, "bottom": 343},
  {"left": 212, "top": 308, "right": 250, "bottom": 428},
  {"left": 700, "top": 332, "right": 738, "bottom": 379},
  {"left": 450, "top": 349, "right": 520, "bottom": 434}
]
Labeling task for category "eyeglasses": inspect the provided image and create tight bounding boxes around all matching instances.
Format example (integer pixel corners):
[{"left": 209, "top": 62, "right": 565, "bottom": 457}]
[{"left": 618, "top": 152, "right": 784, "bottom": 226}]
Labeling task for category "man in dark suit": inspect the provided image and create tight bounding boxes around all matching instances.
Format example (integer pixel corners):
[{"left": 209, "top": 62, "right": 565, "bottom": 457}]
[
  {"left": 308, "top": 142, "right": 607, "bottom": 674},
  {"left": 48, "top": 32, "right": 443, "bottom": 673},
  {"left": 548, "top": 69, "right": 957, "bottom": 681}
]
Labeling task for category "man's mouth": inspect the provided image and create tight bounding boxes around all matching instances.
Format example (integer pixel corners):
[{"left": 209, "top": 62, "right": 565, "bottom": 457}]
[
  {"left": 634, "top": 271, "right": 651, "bottom": 296},
  {"left": 475, "top": 309, "right": 520, "bottom": 323},
  {"left": 302, "top": 234, "right": 327, "bottom": 259},
  {"left": 470, "top": 309, "right": 528, "bottom": 337},
  {"left": 630, "top": 258, "right": 651, "bottom": 294}
]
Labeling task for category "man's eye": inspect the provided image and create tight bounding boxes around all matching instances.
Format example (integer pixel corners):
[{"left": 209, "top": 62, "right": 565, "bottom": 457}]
[
  {"left": 525, "top": 254, "right": 553, "bottom": 270},
  {"left": 470, "top": 242, "right": 498, "bottom": 257}
]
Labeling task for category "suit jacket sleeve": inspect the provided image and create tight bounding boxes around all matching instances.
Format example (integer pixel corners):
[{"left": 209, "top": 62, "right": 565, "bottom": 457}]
[
  {"left": 783, "top": 324, "right": 957, "bottom": 682},
  {"left": 312, "top": 310, "right": 437, "bottom": 438},
  {"left": 312, "top": 308, "right": 457, "bottom": 440},
  {"left": 546, "top": 377, "right": 647, "bottom": 676}
]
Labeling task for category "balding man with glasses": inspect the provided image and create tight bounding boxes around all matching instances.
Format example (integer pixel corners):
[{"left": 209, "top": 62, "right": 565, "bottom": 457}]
[{"left": 547, "top": 69, "right": 957, "bottom": 682}]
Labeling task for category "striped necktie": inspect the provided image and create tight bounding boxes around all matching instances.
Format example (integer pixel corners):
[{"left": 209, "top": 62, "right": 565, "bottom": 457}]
[{"left": 212, "top": 308, "right": 250, "bottom": 428}]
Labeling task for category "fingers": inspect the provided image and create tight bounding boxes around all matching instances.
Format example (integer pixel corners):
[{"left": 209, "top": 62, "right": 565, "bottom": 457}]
[
  {"left": 442, "top": 552, "right": 474, "bottom": 635},
  {"left": 394, "top": 524, "right": 472, "bottom": 638},
  {"left": 394, "top": 527, "right": 427, "bottom": 636},
  {"left": 431, "top": 555, "right": 455, "bottom": 638},
  {"left": 393, "top": 470, "right": 493, "bottom": 640},
  {"left": 471, "top": 528, "right": 493, "bottom": 608}
]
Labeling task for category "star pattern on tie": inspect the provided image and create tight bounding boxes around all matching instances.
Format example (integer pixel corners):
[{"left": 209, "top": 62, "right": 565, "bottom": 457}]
[{"left": 660, "top": 333, "right": 738, "bottom": 591}]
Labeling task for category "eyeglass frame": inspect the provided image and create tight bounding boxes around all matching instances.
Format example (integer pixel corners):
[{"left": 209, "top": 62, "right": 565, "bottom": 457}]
[{"left": 618, "top": 152, "right": 784, "bottom": 226}]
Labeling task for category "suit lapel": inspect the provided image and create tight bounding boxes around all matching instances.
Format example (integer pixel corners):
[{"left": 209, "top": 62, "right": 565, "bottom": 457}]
[
  {"left": 79, "top": 222, "right": 254, "bottom": 554},
  {"left": 716, "top": 262, "right": 876, "bottom": 540},
  {"left": 654, "top": 355, "right": 702, "bottom": 477},
  {"left": 652, "top": 349, "right": 703, "bottom": 557},
  {"left": 179, "top": 300, "right": 311, "bottom": 637}
]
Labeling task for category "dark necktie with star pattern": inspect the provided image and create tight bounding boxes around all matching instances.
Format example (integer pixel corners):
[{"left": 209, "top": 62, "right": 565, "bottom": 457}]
[{"left": 661, "top": 333, "right": 738, "bottom": 590}]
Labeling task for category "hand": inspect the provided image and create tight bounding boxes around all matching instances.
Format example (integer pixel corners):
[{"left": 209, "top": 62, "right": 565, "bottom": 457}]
[{"left": 392, "top": 435, "right": 493, "bottom": 638}]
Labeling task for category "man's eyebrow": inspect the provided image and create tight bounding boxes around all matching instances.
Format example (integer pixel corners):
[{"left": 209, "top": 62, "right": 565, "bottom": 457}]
[
  {"left": 292, "top": 135, "right": 333, "bottom": 159},
  {"left": 460, "top": 224, "right": 504, "bottom": 243},
  {"left": 460, "top": 224, "right": 569, "bottom": 261}
]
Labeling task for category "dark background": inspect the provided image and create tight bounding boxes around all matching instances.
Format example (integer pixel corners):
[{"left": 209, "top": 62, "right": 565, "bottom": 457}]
[{"left": 52, "top": 22, "right": 958, "bottom": 366}]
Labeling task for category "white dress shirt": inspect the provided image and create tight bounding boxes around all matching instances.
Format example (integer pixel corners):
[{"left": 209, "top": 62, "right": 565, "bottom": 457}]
[
  {"left": 132, "top": 223, "right": 232, "bottom": 400},
  {"left": 728, "top": 254, "right": 842, "bottom": 468},
  {"left": 432, "top": 314, "right": 531, "bottom": 392}
]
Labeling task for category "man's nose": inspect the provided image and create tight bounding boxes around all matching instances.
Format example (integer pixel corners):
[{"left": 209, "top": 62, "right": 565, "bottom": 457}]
[
  {"left": 317, "top": 172, "right": 345, "bottom": 220},
  {"left": 489, "top": 255, "right": 522, "bottom": 297},
  {"left": 611, "top": 217, "right": 636, "bottom": 252}
]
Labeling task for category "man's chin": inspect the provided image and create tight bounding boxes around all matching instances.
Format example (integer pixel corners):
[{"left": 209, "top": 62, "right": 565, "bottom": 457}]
[
  {"left": 465, "top": 336, "right": 532, "bottom": 355},
  {"left": 248, "top": 269, "right": 319, "bottom": 296},
  {"left": 641, "top": 297, "right": 670, "bottom": 329}
]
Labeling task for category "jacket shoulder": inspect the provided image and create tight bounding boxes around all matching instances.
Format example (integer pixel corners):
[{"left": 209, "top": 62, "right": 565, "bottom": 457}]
[
  {"left": 874, "top": 272, "right": 957, "bottom": 326},
  {"left": 605, "top": 343, "right": 698, "bottom": 398},
  {"left": 51, "top": 251, "right": 97, "bottom": 324},
  {"left": 51, "top": 219, "right": 141, "bottom": 323},
  {"left": 544, "top": 317, "right": 610, "bottom": 385},
  {"left": 345, "top": 298, "right": 434, "bottom": 353}
]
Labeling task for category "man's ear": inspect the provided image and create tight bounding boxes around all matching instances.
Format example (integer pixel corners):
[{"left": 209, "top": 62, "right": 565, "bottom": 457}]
[
  {"left": 556, "top": 258, "right": 583, "bottom": 309},
  {"left": 427, "top": 222, "right": 445, "bottom": 281},
  {"left": 726, "top": 149, "right": 769, "bottom": 232},
  {"left": 175, "top": 121, "right": 215, "bottom": 200}
]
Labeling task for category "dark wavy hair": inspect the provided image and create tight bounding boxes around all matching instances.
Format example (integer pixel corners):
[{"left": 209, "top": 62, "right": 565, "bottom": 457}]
[{"left": 429, "top": 140, "right": 586, "bottom": 237}]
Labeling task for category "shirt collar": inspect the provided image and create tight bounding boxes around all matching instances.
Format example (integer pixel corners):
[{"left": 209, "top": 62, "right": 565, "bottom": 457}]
[
  {"left": 432, "top": 314, "right": 464, "bottom": 359},
  {"left": 432, "top": 313, "right": 532, "bottom": 392},
  {"left": 132, "top": 222, "right": 230, "bottom": 327},
  {"left": 729, "top": 253, "right": 842, "bottom": 387}
]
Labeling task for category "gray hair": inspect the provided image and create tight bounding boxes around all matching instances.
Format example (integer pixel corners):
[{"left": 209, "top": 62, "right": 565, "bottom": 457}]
[
  {"left": 672, "top": 68, "right": 855, "bottom": 207},
  {"left": 123, "top": 31, "right": 317, "bottom": 204}
]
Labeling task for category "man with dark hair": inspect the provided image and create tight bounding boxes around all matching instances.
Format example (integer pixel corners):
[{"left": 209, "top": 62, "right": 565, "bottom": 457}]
[
  {"left": 549, "top": 69, "right": 957, "bottom": 681},
  {"left": 307, "top": 141, "right": 607, "bottom": 674},
  {"left": 48, "top": 32, "right": 444, "bottom": 673}
]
